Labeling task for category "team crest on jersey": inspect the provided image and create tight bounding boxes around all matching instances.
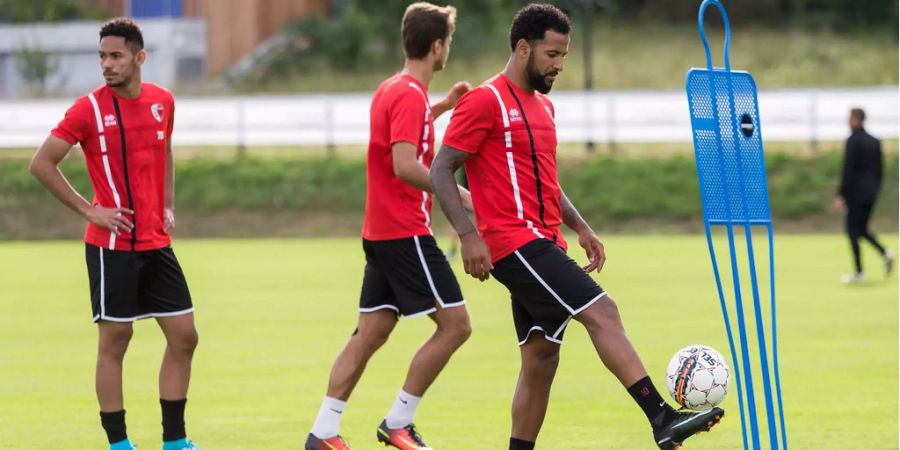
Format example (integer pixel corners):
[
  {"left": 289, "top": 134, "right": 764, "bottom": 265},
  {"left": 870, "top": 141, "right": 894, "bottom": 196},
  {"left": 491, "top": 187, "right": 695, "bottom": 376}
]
[
  {"left": 151, "top": 103, "right": 164, "bottom": 122},
  {"left": 103, "top": 114, "right": 117, "bottom": 127},
  {"left": 509, "top": 107, "right": 522, "bottom": 122}
]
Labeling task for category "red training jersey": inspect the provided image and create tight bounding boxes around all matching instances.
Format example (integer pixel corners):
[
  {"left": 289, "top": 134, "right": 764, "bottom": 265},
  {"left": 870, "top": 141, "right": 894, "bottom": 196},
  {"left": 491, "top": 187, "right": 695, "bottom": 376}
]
[
  {"left": 442, "top": 73, "right": 567, "bottom": 263},
  {"left": 362, "top": 73, "right": 435, "bottom": 240},
  {"left": 51, "top": 83, "right": 175, "bottom": 251}
]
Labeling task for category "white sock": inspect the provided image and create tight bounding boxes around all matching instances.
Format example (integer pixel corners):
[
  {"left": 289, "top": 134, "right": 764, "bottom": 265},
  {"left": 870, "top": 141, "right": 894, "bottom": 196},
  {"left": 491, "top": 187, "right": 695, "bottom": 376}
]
[
  {"left": 311, "top": 396, "right": 346, "bottom": 439},
  {"left": 385, "top": 389, "right": 421, "bottom": 429}
]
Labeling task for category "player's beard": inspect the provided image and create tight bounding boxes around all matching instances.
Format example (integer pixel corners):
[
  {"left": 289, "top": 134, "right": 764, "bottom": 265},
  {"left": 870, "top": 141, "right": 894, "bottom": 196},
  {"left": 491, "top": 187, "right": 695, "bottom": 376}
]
[
  {"left": 104, "top": 64, "right": 136, "bottom": 88},
  {"left": 525, "top": 52, "right": 557, "bottom": 94}
]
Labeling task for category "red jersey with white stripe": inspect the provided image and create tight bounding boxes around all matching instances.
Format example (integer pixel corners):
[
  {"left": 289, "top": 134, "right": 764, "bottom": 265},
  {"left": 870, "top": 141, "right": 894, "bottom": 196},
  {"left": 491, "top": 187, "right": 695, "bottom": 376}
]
[
  {"left": 442, "top": 73, "right": 567, "bottom": 263},
  {"left": 51, "top": 83, "right": 175, "bottom": 251},
  {"left": 362, "top": 73, "right": 435, "bottom": 240}
]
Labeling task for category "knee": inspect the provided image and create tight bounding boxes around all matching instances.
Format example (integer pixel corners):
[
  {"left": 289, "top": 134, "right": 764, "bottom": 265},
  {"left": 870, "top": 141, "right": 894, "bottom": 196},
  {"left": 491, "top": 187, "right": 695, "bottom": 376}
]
[
  {"left": 357, "top": 324, "right": 393, "bottom": 350},
  {"left": 524, "top": 351, "right": 560, "bottom": 382},
  {"left": 437, "top": 310, "right": 472, "bottom": 345},
  {"left": 99, "top": 327, "right": 133, "bottom": 358},
  {"left": 168, "top": 328, "right": 199, "bottom": 356},
  {"left": 580, "top": 296, "right": 623, "bottom": 331}
]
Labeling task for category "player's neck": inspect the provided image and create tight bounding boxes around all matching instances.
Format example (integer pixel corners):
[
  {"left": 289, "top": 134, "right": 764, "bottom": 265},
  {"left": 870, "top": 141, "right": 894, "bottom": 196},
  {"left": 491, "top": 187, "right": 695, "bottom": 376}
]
[
  {"left": 502, "top": 57, "right": 534, "bottom": 94},
  {"left": 111, "top": 76, "right": 143, "bottom": 99},
  {"left": 402, "top": 59, "right": 434, "bottom": 89}
]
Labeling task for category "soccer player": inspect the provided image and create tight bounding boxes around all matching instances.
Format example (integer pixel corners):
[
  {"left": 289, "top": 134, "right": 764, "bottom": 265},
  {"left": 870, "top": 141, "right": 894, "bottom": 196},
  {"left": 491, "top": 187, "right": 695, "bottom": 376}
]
[
  {"left": 305, "top": 3, "right": 473, "bottom": 450},
  {"left": 833, "top": 108, "right": 894, "bottom": 283},
  {"left": 29, "top": 18, "right": 200, "bottom": 450},
  {"left": 429, "top": 5, "right": 724, "bottom": 450}
]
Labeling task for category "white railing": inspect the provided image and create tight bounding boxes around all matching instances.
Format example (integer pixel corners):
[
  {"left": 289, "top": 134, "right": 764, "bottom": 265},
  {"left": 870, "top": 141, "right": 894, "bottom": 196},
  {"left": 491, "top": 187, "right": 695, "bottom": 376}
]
[{"left": 0, "top": 86, "right": 895, "bottom": 149}]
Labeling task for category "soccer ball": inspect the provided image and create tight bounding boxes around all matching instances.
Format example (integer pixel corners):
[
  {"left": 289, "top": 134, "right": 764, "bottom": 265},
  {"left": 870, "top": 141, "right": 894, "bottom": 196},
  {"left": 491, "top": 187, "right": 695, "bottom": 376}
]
[{"left": 665, "top": 345, "right": 730, "bottom": 410}]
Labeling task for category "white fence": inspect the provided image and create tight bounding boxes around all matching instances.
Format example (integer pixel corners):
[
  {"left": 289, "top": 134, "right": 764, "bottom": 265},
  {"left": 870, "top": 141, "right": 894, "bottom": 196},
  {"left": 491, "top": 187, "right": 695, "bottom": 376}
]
[{"left": 0, "top": 86, "right": 896, "bottom": 149}]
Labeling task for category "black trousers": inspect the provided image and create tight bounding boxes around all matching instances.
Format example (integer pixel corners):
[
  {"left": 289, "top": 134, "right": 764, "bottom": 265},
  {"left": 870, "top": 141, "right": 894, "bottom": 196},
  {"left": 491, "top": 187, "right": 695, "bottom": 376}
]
[{"left": 846, "top": 200, "right": 886, "bottom": 273}]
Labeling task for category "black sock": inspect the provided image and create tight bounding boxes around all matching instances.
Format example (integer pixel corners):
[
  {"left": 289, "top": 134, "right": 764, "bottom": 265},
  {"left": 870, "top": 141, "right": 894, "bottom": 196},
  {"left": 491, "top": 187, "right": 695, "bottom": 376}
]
[
  {"left": 510, "top": 437, "right": 535, "bottom": 450},
  {"left": 160, "top": 398, "right": 188, "bottom": 441},
  {"left": 627, "top": 376, "right": 676, "bottom": 430},
  {"left": 100, "top": 410, "right": 128, "bottom": 444}
]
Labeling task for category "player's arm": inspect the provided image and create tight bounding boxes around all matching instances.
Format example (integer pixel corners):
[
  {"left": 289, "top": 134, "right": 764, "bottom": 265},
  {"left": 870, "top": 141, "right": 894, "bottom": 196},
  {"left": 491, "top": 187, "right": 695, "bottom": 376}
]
[
  {"left": 561, "top": 190, "right": 606, "bottom": 273},
  {"left": 164, "top": 138, "right": 175, "bottom": 232},
  {"left": 431, "top": 81, "right": 472, "bottom": 120},
  {"left": 392, "top": 141, "right": 433, "bottom": 192},
  {"left": 392, "top": 142, "right": 473, "bottom": 208},
  {"left": 430, "top": 144, "right": 491, "bottom": 280},
  {"left": 29, "top": 135, "right": 133, "bottom": 234},
  {"left": 834, "top": 138, "right": 857, "bottom": 211}
]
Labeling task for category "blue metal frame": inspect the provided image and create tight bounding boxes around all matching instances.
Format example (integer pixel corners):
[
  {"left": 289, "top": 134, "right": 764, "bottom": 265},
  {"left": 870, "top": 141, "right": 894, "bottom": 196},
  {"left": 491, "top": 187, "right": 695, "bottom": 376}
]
[{"left": 685, "top": 1, "right": 787, "bottom": 449}]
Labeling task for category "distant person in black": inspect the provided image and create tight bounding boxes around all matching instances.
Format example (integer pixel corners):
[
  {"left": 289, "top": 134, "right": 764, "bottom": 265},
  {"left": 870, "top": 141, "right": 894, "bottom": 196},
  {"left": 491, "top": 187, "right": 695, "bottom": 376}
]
[{"left": 833, "top": 108, "right": 894, "bottom": 283}]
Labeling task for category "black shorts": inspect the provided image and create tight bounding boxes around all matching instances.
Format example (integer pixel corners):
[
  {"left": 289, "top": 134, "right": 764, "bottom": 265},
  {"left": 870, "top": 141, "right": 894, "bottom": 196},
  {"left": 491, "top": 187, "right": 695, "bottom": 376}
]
[
  {"left": 360, "top": 235, "right": 465, "bottom": 318},
  {"left": 86, "top": 243, "right": 194, "bottom": 323},
  {"left": 491, "top": 239, "right": 606, "bottom": 345}
]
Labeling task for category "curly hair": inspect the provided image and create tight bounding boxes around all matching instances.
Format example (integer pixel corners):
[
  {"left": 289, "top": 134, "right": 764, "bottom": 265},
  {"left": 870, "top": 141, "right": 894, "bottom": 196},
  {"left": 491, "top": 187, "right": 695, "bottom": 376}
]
[
  {"left": 99, "top": 17, "right": 144, "bottom": 51},
  {"left": 509, "top": 3, "right": 571, "bottom": 51}
]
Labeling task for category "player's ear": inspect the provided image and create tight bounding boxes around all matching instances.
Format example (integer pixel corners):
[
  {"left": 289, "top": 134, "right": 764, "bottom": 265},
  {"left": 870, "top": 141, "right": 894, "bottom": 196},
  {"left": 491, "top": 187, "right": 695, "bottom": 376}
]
[
  {"left": 515, "top": 39, "right": 530, "bottom": 60},
  {"left": 134, "top": 49, "right": 147, "bottom": 66},
  {"left": 432, "top": 38, "right": 442, "bottom": 57}
]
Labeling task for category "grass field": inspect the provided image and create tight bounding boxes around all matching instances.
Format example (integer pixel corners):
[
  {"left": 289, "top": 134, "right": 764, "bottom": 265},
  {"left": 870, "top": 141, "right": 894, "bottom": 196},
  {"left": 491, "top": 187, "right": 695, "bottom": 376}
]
[{"left": 1, "top": 234, "right": 897, "bottom": 449}]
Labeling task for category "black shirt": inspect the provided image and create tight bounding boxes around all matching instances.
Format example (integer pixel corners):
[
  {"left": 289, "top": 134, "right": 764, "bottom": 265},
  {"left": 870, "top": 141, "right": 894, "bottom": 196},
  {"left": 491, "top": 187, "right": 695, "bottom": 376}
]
[{"left": 839, "top": 128, "right": 883, "bottom": 204}]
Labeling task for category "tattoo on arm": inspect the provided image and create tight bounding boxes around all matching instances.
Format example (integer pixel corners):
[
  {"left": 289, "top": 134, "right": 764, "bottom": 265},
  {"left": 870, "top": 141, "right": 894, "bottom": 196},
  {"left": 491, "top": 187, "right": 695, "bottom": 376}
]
[{"left": 430, "top": 144, "right": 476, "bottom": 236}]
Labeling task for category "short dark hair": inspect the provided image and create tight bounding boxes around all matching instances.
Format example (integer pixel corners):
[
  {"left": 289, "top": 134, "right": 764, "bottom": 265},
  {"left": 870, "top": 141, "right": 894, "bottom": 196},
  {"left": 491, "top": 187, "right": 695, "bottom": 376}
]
[
  {"left": 99, "top": 17, "right": 144, "bottom": 52},
  {"left": 402, "top": 2, "right": 457, "bottom": 59},
  {"left": 850, "top": 108, "right": 866, "bottom": 122},
  {"left": 509, "top": 3, "right": 571, "bottom": 51}
]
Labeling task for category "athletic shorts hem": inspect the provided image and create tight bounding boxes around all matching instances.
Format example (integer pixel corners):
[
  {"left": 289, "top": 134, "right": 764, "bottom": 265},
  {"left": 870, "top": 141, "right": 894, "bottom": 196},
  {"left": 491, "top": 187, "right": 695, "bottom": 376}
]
[
  {"left": 401, "top": 307, "right": 438, "bottom": 320},
  {"left": 517, "top": 326, "right": 564, "bottom": 346},
  {"left": 438, "top": 299, "right": 466, "bottom": 309},
  {"left": 91, "top": 307, "right": 195, "bottom": 323},
  {"left": 571, "top": 292, "right": 607, "bottom": 316},
  {"left": 359, "top": 304, "right": 400, "bottom": 315}
]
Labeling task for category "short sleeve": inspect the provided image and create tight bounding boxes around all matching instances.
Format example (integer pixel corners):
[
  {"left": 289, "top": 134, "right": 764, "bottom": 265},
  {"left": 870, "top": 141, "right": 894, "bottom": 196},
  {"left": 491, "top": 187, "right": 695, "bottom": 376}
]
[
  {"left": 50, "top": 97, "right": 94, "bottom": 145},
  {"left": 442, "top": 87, "right": 495, "bottom": 154},
  {"left": 167, "top": 94, "right": 176, "bottom": 138},
  {"left": 388, "top": 88, "right": 426, "bottom": 146}
]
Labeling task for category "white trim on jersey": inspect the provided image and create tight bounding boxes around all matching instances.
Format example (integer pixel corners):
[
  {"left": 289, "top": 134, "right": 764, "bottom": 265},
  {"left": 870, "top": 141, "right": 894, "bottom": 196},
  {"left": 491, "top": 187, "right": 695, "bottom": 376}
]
[
  {"left": 408, "top": 81, "right": 434, "bottom": 233},
  {"left": 87, "top": 93, "right": 104, "bottom": 133},
  {"left": 506, "top": 152, "right": 525, "bottom": 219},
  {"left": 89, "top": 93, "right": 123, "bottom": 250},
  {"left": 489, "top": 84, "right": 544, "bottom": 240},
  {"left": 485, "top": 84, "right": 510, "bottom": 128}
]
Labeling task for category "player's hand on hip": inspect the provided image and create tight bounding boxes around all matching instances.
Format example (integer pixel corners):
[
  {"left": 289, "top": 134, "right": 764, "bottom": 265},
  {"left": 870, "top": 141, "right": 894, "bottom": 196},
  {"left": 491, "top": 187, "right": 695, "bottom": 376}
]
[
  {"left": 579, "top": 230, "right": 606, "bottom": 273},
  {"left": 461, "top": 231, "right": 492, "bottom": 281},
  {"left": 86, "top": 205, "right": 134, "bottom": 236},
  {"left": 446, "top": 81, "right": 472, "bottom": 108},
  {"left": 164, "top": 207, "right": 175, "bottom": 233}
]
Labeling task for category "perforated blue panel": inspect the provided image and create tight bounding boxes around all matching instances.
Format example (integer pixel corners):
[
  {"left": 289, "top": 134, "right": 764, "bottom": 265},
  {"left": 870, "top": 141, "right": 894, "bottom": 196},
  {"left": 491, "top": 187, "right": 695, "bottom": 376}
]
[{"left": 687, "top": 69, "right": 771, "bottom": 224}]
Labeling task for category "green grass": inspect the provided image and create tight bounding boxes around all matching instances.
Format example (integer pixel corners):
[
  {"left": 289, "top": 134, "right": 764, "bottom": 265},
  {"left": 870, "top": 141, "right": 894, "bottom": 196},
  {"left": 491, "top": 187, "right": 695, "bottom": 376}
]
[{"left": 0, "top": 234, "right": 897, "bottom": 449}]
